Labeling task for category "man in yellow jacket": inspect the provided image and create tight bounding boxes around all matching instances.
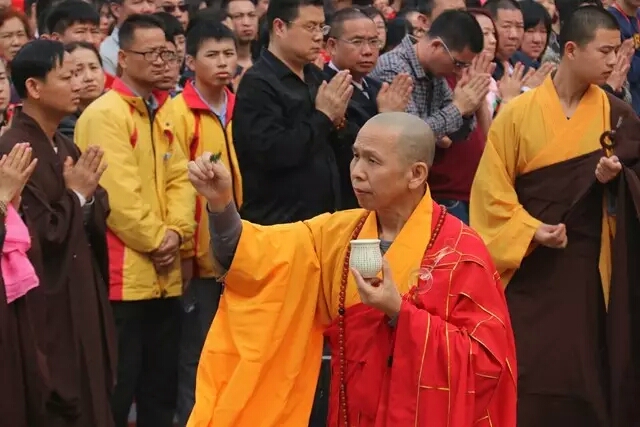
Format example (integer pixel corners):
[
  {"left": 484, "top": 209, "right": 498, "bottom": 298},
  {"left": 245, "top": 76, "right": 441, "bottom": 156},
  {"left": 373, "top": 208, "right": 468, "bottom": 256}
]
[
  {"left": 164, "top": 20, "right": 242, "bottom": 427},
  {"left": 74, "top": 14, "right": 195, "bottom": 427}
]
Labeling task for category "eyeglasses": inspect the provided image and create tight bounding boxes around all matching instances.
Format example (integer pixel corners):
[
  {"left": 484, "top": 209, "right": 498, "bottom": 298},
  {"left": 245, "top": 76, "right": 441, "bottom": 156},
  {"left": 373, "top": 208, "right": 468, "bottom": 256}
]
[
  {"left": 338, "top": 38, "right": 383, "bottom": 50},
  {"left": 285, "top": 20, "right": 330, "bottom": 35},
  {"left": 437, "top": 37, "right": 471, "bottom": 69},
  {"left": 127, "top": 49, "right": 178, "bottom": 63},
  {"left": 161, "top": 4, "right": 188, "bottom": 13}
]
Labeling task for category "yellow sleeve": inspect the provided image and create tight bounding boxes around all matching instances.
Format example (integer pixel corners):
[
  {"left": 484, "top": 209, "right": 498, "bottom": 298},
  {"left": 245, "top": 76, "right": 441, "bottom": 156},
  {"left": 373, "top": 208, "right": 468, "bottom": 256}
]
[
  {"left": 165, "top": 100, "right": 196, "bottom": 259},
  {"left": 165, "top": 137, "right": 196, "bottom": 244},
  {"left": 75, "top": 108, "right": 166, "bottom": 253},
  {"left": 189, "top": 216, "right": 329, "bottom": 427},
  {"left": 469, "top": 104, "right": 542, "bottom": 281}
]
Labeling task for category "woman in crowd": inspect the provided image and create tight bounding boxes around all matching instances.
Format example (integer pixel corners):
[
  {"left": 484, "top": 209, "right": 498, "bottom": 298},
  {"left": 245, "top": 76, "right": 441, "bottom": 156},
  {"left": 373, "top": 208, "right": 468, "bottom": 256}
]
[
  {"left": 0, "top": 142, "right": 39, "bottom": 427},
  {"left": 96, "top": 0, "right": 116, "bottom": 42},
  {"left": 513, "top": 0, "right": 552, "bottom": 69},
  {"left": 359, "top": 6, "right": 387, "bottom": 51},
  {"left": 0, "top": 7, "right": 31, "bottom": 104},
  {"left": 58, "top": 42, "right": 105, "bottom": 139}
]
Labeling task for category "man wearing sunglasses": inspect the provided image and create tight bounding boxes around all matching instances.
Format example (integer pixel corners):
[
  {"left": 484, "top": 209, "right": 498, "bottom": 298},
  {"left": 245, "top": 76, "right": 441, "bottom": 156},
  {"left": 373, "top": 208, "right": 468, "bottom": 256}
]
[{"left": 159, "top": 0, "right": 189, "bottom": 29}]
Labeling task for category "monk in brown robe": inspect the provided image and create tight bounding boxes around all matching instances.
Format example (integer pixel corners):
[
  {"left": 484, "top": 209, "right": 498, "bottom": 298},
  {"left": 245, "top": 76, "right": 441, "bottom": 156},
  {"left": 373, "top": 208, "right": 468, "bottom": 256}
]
[
  {"left": 0, "top": 40, "right": 116, "bottom": 427},
  {"left": 470, "top": 7, "right": 640, "bottom": 427}
]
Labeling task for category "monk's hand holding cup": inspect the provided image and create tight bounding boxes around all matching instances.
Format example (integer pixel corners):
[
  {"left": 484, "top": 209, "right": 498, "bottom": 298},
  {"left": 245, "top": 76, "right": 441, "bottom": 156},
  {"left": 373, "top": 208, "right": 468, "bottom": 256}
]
[
  {"left": 595, "top": 155, "right": 622, "bottom": 184},
  {"left": 351, "top": 259, "right": 402, "bottom": 319},
  {"left": 0, "top": 142, "right": 37, "bottom": 206},
  {"left": 63, "top": 145, "right": 107, "bottom": 200},
  {"left": 534, "top": 223, "right": 568, "bottom": 249},
  {"left": 188, "top": 151, "right": 233, "bottom": 212}
]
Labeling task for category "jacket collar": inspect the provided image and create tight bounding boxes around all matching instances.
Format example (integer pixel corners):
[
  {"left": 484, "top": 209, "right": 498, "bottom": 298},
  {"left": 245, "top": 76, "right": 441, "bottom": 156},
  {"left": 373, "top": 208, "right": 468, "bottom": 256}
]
[
  {"left": 181, "top": 82, "right": 235, "bottom": 121},
  {"left": 110, "top": 78, "right": 170, "bottom": 114}
]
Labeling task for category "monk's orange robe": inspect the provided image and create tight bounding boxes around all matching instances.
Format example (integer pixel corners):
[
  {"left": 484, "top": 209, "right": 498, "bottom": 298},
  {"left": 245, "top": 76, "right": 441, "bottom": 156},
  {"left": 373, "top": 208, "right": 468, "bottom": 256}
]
[{"left": 188, "top": 191, "right": 517, "bottom": 427}]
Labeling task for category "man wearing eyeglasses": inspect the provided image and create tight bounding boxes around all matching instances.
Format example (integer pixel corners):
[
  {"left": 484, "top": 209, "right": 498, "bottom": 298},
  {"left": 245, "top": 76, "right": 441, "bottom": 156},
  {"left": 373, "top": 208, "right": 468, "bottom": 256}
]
[
  {"left": 159, "top": 0, "right": 189, "bottom": 29},
  {"left": 232, "top": 0, "right": 352, "bottom": 225},
  {"left": 75, "top": 14, "right": 196, "bottom": 427},
  {"left": 324, "top": 7, "right": 413, "bottom": 210},
  {"left": 370, "top": 9, "right": 488, "bottom": 143}
]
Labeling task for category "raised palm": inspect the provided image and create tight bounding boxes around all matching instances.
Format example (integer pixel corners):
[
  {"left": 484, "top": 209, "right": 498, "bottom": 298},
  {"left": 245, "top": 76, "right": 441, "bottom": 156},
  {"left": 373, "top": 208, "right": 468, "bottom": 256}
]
[{"left": 187, "top": 152, "right": 233, "bottom": 210}]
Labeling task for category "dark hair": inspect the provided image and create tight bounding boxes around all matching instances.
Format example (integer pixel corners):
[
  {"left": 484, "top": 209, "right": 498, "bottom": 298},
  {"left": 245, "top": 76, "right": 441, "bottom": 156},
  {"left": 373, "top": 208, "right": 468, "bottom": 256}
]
[
  {"left": 468, "top": 7, "right": 499, "bottom": 57},
  {"left": 154, "top": 11, "right": 185, "bottom": 44},
  {"left": 119, "top": 13, "right": 165, "bottom": 50},
  {"left": 266, "top": 0, "right": 324, "bottom": 32},
  {"left": 327, "top": 7, "right": 370, "bottom": 38},
  {"left": 187, "top": 6, "right": 229, "bottom": 33},
  {"left": 483, "top": 0, "right": 521, "bottom": 20},
  {"left": 222, "top": 0, "right": 258, "bottom": 9},
  {"left": 64, "top": 40, "right": 103, "bottom": 66},
  {"left": 358, "top": 5, "right": 385, "bottom": 23},
  {"left": 11, "top": 39, "right": 65, "bottom": 98},
  {"left": 428, "top": 9, "right": 484, "bottom": 53},
  {"left": 186, "top": 19, "right": 236, "bottom": 56},
  {"left": 559, "top": 4, "right": 618, "bottom": 55},
  {"left": 46, "top": 0, "right": 99, "bottom": 35},
  {"left": 521, "top": 0, "right": 551, "bottom": 31},
  {"left": 557, "top": 0, "right": 603, "bottom": 25},
  {"left": 0, "top": 7, "right": 33, "bottom": 38},
  {"left": 385, "top": 17, "right": 412, "bottom": 51}
]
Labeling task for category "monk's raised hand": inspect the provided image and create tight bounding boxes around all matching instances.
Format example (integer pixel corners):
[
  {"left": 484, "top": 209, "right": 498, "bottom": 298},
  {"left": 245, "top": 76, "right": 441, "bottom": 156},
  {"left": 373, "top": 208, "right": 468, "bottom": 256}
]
[
  {"left": 534, "top": 223, "right": 567, "bottom": 249},
  {"left": 0, "top": 142, "right": 37, "bottom": 206},
  {"left": 351, "top": 259, "right": 402, "bottom": 318},
  {"left": 63, "top": 145, "right": 107, "bottom": 200},
  {"left": 188, "top": 151, "right": 233, "bottom": 212},
  {"left": 595, "top": 155, "right": 622, "bottom": 184}
]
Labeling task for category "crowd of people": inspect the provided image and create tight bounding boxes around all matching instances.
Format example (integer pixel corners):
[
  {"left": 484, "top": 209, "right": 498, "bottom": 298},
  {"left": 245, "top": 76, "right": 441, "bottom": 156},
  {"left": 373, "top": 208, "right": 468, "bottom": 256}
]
[{"left": 0, "top": 0, "right": 639, "bottom": 424}]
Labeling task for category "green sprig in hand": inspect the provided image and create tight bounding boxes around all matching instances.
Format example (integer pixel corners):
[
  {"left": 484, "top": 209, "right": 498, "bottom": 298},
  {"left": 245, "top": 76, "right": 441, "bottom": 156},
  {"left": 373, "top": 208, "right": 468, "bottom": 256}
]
[{"left": 210, "top": 152, "right": 222, "bottom": 163}]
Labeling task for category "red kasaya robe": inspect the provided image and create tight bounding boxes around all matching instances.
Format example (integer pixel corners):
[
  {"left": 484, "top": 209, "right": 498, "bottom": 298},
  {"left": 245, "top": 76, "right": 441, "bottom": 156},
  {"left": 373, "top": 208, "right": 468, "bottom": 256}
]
[{"left": 188, "top": 192, "right": 517, "bottom": 427}]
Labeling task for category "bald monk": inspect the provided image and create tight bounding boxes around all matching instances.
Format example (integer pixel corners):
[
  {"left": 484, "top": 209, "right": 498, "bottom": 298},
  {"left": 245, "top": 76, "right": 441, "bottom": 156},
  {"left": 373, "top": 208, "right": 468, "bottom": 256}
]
[{"left": 186, "top": 112, "right": 517, "bottom": 427}]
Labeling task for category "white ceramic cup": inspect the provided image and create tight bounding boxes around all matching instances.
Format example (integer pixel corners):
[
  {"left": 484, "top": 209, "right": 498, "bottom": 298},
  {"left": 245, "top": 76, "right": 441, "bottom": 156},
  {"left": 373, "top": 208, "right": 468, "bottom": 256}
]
[{"left": 349, "top": 239, "right": 383, "bottom": 279}]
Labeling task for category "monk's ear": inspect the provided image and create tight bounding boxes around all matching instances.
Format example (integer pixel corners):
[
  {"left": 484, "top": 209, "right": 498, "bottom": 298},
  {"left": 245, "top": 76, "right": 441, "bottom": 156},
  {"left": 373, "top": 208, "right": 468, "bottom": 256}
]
[
  {"left": 408, "top": 162, "right": 428, "bottom": 190},
  {"left": 563, "top": 41, "right": 578, "bottom": 60},
  {"left": 24, "top": 77, "right": 42, "bottom": 100}
]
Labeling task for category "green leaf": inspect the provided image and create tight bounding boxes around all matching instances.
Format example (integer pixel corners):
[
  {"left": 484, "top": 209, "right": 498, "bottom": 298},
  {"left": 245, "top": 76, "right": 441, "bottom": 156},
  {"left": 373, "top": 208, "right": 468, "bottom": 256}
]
[{"left": 210, "top": 152, "right": 222, "bottom": 163}]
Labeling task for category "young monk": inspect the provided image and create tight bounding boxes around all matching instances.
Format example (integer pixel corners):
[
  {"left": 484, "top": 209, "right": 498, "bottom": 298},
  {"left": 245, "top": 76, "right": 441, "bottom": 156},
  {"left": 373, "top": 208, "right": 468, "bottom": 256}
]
[
  {"left": 186, "top": 112, "right": 517, "bottom": 427},
  {"left": 470, "top": 6, "right": 640, "bottom": 427}
]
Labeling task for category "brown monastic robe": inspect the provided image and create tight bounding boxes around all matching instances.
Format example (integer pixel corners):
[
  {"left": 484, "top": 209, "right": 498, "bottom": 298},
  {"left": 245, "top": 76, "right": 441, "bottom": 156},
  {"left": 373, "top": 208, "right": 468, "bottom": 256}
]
[
  {"left": 0, "top": 111, "right": 117, "bottom": 427},
  {"left": 506, "top": 94, "right": 640, "bottom": 427}
]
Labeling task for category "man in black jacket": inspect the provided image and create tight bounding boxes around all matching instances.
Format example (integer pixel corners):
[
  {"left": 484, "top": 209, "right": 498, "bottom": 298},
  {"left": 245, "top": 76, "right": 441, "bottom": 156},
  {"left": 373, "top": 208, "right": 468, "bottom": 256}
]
[{"left": 324, "top": 7, "right": 412, "bottom": 209}]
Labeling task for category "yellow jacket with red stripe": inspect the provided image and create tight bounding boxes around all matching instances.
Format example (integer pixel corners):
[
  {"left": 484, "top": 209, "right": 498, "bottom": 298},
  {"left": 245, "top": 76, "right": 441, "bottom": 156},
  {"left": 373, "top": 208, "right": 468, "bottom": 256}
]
[
  {"left": 74, "top": 79, "right": 196, "bottom": 301},
  {"left": 165, "top": 84, "right": 242, "bottom": 279}
]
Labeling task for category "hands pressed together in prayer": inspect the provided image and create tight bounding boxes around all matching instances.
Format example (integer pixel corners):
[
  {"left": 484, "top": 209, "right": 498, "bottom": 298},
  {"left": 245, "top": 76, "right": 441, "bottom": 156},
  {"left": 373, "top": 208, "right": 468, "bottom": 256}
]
[
  {"left": 376, "top": 73, "right": 413, "bottom": 113},
  {"left": 606, "top": 38, "right": 634, "bottom": 93},
  {"left": 351, "top": 259, "right": 402, "bottom": 318},
  {"left": 316, "top": 70, "right": 354, "bottom": 125},
  {"left": 0, "top": 142, "right": 37, "bottom": 208},
  {"left": 452, "top": 53, "right": 492, "bottom": 117},
  {"left": 63, "top": 145, "right": 107, "bottom": 200}
]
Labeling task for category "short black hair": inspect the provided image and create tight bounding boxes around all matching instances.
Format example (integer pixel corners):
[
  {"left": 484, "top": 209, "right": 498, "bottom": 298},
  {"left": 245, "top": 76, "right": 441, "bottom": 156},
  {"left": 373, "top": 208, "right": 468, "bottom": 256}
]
[
  {"left": 358, "top": 5, "right": 385, "bottom": 23},
  {"left": 222, "top": 0, "right": 258, "bottom": 9},
  {"left": 557, "top": 0, "right": 603, "bottom": 25},
  {"left": 36, "top": 0, "right": 67, "bottom": 34},
  {"left": 65, "top": 40, "right": 103, "bottom": 66},
  {"left": 483, "top": 0, "right": 521, "bottom": 20},
  {"left": 187, "top": 7, "right": 230, "bottom": 34},
  {"left": 327, "top": 7, "right": 371, "bottom": 38},
  {"left": 521, "top": 0, "right": 551, "bottom": 31},
  {"left": 428, "top": 9, "right": 484, "bottom": 53},
  {"left": 559, "top": 4, "right": 619, "bottom": 55},
  {"left": 46, "top": 0, "right": 99, "bottom": 34},
  {"left": 186, "top": 20, "right": 237, "bottom": 56},
  {"left": 266, "top": 0, "right": 324, "bottom": 32},
  {"left": 119, "top": 13, "right": 166, "bottom": 50},
  {"left": 11, "top": 39, "right": 66, "bottom": 99},
  {"left": 154, "top": 11, "right": 185, "bottom": 44}
]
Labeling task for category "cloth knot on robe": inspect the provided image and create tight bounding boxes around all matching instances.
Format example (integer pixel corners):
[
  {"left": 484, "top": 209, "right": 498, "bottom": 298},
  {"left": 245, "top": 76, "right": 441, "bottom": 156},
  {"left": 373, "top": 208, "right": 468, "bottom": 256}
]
[{"left": 2, "top": 205, "right": 39, "bottom": 303}]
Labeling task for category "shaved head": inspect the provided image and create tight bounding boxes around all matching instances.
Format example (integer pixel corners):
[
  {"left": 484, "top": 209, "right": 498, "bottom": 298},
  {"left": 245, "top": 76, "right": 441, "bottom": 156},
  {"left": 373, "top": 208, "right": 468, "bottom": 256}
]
[{"left": 364, "top": 112, "right": 436, "bottom": 167}]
